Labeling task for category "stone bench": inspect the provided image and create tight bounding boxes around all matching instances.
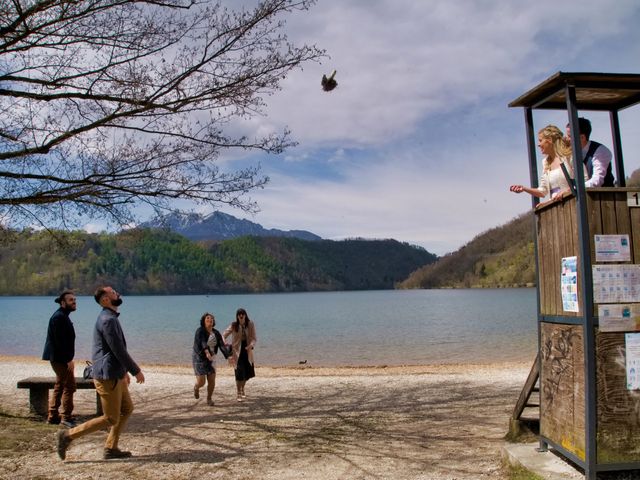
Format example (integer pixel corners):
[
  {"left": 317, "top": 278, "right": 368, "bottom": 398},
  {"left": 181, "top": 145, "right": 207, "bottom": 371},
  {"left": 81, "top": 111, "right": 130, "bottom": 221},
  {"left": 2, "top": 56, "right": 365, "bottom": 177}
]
[{"left": 17, "top": 376, "right": 103, "bottom": 417}]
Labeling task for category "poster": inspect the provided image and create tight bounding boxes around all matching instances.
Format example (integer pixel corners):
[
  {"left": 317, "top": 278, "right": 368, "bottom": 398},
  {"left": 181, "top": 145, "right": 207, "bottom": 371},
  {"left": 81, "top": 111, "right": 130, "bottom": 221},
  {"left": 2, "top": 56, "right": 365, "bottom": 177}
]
[
  {"left": 626, "top": 333, "right": 640, "bottom": 390},
  {"left": 593, "top": 264, "right": 640, "bottom": 304},
  {"left": 599, "top": 304, "right": 640, "bottom": 332},
  {"left": 594, "top": 234, "right": 631, "bottom": 262},
  {"left": 561, "top": 256, "right": 579, "bottom": 313}
]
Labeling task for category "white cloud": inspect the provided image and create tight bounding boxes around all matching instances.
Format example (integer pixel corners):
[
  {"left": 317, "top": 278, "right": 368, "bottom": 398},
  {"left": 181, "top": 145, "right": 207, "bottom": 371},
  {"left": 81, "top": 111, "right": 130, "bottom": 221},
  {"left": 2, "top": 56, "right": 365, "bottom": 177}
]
[
  {"left": 238, "top": 134, "right": 534, "bottom": 255},
  {"left": 244, "top": 0, "right": 640, "bottom": 146},
  {"left": 178, "top": 0, "right": 640, "bottom": 256}
]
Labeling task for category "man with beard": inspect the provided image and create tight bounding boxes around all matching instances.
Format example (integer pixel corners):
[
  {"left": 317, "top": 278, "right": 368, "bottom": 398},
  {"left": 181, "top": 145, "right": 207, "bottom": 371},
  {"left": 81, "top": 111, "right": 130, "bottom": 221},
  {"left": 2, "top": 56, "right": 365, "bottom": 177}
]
[
  {"left": 42, "top": 290, "right": 78, "bottom": 427},
  {"left": 56, "top": 286, "right": 145, "bottom": 461},
  {"left": 565, "top": 117, "right": 615, "bottom": 187}
]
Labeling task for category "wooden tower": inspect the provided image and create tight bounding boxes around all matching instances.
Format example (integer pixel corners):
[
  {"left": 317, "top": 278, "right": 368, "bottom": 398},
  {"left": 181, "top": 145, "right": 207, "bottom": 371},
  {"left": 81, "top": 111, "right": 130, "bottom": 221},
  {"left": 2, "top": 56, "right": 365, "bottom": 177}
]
[{"left": 509, "top": 72, "right": 640, "bottom": 479}]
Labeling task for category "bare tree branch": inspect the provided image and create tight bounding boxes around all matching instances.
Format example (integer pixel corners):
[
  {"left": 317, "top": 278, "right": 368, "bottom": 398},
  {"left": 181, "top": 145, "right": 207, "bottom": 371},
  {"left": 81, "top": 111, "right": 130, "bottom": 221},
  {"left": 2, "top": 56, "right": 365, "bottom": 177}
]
[{"left": 0, "top": 0, "right": 324, "bottom": 228}]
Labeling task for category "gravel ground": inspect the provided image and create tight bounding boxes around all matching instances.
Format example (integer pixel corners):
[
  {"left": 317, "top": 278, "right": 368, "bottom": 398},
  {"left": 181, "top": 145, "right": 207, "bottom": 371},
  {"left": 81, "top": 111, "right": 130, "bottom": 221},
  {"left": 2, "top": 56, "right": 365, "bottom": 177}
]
[{"left": 1, "top": 356, "right": 536, "bottom": 480}]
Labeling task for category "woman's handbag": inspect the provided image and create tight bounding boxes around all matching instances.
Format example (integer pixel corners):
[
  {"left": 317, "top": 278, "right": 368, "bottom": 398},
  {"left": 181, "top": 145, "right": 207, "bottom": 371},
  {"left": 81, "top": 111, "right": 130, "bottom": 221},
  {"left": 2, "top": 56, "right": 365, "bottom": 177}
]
[{"left": 82, "top": 360, "right": 93, "bottom": 380}]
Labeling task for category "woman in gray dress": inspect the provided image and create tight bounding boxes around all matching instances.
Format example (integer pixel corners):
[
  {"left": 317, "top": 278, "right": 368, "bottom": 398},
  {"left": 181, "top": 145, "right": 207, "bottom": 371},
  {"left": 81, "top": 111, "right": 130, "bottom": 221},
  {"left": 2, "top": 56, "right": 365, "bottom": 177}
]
[{"left": 192, "top": 312, "right": 217, "bottom": 406}]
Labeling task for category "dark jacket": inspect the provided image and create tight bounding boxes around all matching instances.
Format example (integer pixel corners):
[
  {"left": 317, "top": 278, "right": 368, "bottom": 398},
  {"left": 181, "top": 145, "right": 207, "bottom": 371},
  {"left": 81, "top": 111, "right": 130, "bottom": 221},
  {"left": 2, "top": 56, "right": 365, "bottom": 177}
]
[
  {"left": 91, "top": 307, "right": 140, "bottom": 380},
  {"left": 193, "top": 326, "right": 211, "bottom": 363},
  {"left": 42, "top": 308, "right": 75, "bottom": 363},
  {"left": 192, "top": 327, "right": 230, "bottom": 361}
]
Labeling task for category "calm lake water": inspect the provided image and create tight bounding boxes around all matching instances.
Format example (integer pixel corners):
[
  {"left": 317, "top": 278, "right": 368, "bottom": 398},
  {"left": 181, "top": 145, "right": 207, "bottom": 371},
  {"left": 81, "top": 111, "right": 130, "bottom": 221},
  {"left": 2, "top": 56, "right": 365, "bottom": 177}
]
[{"left": 0, "top": 289, "right": 537, "bottom": 367}]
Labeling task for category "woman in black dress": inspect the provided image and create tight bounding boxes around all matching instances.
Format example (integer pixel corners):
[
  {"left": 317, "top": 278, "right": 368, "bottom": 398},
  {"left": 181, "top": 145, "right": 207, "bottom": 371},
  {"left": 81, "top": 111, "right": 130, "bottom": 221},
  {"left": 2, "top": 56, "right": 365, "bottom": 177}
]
[{"left": 223, "top": 308, "right": 257, "bottom": 402}]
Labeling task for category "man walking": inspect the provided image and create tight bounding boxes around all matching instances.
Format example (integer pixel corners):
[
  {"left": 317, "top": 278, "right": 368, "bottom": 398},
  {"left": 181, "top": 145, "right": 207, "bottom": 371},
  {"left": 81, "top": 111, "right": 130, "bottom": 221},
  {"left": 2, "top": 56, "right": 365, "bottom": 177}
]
[
  {"left": 56, "top": 286, "right": 145, "bottom": 460},
  {"left": 42, "top": 290, "right": 77, "bottom": 427}
]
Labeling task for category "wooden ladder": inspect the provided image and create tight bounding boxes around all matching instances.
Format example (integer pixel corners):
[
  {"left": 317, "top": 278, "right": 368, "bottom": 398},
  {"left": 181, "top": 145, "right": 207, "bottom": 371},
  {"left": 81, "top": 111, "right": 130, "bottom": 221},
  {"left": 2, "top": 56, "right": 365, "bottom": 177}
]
[{"left": 509, "top": 354, "right": 540, "bottom": 437}]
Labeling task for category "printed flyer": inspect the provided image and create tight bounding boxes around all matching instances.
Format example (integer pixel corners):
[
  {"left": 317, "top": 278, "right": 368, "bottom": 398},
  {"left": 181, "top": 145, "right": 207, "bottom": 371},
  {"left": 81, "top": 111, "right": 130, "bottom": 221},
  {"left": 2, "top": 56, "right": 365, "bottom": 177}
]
[
  {"left": 626, "top": 333, "right": 640, "bottom": 390},
  {"left": 561, "top": 256, "right": 579, "bottom": 313},
  {"left": 594, "top": 234, "right": 631, "bottom": 262},
  {"left": 593, "top": 264, "right": 640, "bottom": 304},
  {"left": 599, "top": 304, "right": 640, "bottom": 332}
]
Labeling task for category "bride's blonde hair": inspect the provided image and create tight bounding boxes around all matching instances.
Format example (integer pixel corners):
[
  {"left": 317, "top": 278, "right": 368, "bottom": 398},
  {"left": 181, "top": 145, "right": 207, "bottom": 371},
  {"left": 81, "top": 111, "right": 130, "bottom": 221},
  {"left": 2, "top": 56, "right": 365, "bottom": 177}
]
[{"left": 539, "top": 125, "right": 572, "bottom": 172}]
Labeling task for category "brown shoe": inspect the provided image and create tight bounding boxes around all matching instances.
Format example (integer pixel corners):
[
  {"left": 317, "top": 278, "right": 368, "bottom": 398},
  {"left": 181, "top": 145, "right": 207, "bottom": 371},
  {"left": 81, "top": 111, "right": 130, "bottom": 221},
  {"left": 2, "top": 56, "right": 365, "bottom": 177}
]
[
  {"left": 104, "top": 447, "right": 132, "bottom": 459},
  {"left": 193, "top": 386, "right": 199, "bottom": 399},
  {"left": 56, "top": 430, "right": 71, "bottom": 460}
]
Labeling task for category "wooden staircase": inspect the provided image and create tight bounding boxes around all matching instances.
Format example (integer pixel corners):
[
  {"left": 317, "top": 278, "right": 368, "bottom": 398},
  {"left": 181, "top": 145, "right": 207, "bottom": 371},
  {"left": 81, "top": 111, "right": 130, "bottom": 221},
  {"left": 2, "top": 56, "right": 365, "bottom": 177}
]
[{"left": 509, "top": 354, "right": 540, "bottom": 438}]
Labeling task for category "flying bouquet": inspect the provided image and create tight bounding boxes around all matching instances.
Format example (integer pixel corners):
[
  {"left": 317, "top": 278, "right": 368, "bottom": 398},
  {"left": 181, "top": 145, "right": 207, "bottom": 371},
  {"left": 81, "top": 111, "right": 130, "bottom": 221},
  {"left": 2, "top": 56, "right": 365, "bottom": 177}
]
[{"left": 321, "top": 70, "right": 337, "bottom": 92}]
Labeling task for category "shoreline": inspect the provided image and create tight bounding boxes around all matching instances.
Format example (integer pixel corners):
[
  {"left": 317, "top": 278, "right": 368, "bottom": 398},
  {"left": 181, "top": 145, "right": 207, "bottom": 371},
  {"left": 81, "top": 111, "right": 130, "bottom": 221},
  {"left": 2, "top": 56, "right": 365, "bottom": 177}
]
[{"left": 0, "top": 353, "right": 533, "bottom": 377}]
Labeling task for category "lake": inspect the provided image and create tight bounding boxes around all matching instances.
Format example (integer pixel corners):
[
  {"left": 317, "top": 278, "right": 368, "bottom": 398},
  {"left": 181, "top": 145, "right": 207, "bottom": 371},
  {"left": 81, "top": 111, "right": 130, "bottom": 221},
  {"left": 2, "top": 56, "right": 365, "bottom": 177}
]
[{"left": 0, "top": 288, "right": 537, "bottom": 367}]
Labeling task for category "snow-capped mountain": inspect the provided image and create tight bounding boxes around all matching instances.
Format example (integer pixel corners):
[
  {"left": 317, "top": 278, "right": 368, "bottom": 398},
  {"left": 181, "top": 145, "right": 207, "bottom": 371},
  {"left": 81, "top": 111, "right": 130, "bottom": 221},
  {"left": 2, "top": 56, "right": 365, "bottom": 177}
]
[{"left": 142, "top": 211, "right": 322, "bottom": 242}]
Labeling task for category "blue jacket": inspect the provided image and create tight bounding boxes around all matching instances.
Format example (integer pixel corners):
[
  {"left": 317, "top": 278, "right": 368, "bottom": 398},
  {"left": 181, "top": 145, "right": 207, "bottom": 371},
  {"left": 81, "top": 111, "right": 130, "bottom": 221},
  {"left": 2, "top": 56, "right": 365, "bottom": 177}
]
[
  {"left": 91, "top": 307, "right": 140, "bottom": 380},
  {"left": 42, "top": 308, "right": 75, "bottom": 363}
]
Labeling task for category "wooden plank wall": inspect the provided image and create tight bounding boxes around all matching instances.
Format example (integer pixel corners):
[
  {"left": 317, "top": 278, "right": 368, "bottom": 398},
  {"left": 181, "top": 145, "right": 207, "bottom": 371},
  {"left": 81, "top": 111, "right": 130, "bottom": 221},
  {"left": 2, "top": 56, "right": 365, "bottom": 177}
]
[
  {"left": 536, "top": 198, "right": 580, "bottom": 316},
  {"left": 596, "top": 332, "right": 640, "bottom": 463},
  {"left": 540, "top": 322, "right": 585, "bottom": 460},
  {"left": 536, "top": 188, "right": 640, "bottom": 464},
  {"left": 586, "top": 190, "right": 637, "bottom": 264},
  {"left": 536, "top": 189, "right": 640, "bottom": 315},
  {"left": 589, "top": 189, "right": 640, "bottom": 463}
]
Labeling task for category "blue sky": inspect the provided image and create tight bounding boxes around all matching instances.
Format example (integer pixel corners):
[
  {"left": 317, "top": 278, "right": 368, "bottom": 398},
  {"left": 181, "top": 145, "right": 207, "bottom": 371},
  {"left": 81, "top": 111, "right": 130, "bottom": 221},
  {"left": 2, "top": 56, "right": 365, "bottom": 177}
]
[{"left": 91, "top": 0, "right": 640, "bottom": 256}]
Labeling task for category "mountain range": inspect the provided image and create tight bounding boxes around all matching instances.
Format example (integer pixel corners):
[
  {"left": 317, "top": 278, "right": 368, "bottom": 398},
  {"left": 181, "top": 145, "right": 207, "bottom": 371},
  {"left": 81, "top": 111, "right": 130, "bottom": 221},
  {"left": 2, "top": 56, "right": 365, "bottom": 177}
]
[{"left": 143, "top": 211, "right": 321, "bottom": 242}]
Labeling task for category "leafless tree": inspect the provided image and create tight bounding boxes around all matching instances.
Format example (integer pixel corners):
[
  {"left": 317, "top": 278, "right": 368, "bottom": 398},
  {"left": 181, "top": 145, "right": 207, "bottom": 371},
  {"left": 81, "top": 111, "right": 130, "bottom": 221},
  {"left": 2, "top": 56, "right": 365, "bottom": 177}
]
[{"left": 0, "top": 0, "right": 324, "bottom": 229}]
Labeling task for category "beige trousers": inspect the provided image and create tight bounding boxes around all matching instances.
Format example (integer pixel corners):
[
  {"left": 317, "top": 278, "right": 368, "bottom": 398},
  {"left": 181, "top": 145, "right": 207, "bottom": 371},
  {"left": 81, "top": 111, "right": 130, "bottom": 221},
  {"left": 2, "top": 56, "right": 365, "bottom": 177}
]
[{"left": 67, "top": 377, "right": 134, "bottom": 449}]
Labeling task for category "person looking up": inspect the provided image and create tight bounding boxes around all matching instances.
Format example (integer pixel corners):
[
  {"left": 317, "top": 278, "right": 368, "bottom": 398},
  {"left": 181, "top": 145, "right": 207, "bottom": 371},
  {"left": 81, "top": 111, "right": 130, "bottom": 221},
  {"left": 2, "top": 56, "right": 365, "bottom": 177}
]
[{"left": 56, "top": 286, "right": 145, "bottom": 461}]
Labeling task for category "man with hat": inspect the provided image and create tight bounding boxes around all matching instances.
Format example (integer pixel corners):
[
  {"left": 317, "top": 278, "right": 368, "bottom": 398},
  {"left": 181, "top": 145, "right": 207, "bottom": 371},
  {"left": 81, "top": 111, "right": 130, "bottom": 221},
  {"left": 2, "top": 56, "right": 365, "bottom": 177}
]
[{"left": 42, "top": 289, "right": 78, "bottom": 427}]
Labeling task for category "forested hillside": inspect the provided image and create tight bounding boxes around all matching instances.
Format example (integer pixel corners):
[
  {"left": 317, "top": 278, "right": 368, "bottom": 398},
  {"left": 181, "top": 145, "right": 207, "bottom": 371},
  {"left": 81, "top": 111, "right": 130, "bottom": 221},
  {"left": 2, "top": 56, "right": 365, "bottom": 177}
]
[
  {"left": 400, "top": 168, "right": 640, "bottom": 289},
  {"left": 0, "top": 229, "right": 436, "bottom": 295},
  {"left": 398, "top": 212, "right": 536, "bottom": 289}
]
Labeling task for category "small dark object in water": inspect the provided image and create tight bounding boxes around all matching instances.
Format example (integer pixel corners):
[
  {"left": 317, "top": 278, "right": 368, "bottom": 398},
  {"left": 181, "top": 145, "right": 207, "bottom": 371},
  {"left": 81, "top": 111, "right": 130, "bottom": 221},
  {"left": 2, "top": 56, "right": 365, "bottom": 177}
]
[
  {"left": 321, "top": 70, "right": 337, "bottom": 92},
  {"left": 298, "top": 360, "right": 307, "bottom": 364}
]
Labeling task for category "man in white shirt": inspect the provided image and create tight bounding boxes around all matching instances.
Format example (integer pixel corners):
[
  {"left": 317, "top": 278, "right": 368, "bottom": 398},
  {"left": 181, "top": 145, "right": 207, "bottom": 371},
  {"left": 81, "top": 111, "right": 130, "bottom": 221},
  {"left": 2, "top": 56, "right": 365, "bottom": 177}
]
[{"left": 565, "top": 117, "right": 615, "bottom": 187}]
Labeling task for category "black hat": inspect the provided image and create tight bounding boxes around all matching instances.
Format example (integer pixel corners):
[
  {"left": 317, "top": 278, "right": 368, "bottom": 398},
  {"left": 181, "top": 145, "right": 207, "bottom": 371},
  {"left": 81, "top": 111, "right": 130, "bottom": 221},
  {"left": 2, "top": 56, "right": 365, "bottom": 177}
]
[{"left": 54, "top": 289, "right": 74, "bottom": 304}]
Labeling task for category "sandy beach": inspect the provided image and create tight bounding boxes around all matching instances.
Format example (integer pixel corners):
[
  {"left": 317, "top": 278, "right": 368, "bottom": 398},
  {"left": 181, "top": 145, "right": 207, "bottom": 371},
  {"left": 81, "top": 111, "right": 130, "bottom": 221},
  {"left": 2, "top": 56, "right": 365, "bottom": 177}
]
[{"left": 0, "top": 356, "right": 532, "bottom": 480}]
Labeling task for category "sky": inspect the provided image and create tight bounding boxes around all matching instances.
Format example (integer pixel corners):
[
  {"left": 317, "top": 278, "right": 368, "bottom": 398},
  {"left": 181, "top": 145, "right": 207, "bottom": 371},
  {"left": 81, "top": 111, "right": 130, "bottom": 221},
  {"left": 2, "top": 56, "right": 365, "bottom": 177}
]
[{"left": 95, "top": 0, "right": 640, "bottom": 256}]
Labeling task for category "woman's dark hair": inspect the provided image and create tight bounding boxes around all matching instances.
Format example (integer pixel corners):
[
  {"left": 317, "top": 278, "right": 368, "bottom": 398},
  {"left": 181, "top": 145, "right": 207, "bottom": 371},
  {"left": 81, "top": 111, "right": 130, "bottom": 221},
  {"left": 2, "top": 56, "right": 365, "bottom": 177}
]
[
  {"left": 200, "top": 312, "right": 215, "bottom": 329},
  {"left": 232, "top": 308, "right": 250, "bottom": 331}
]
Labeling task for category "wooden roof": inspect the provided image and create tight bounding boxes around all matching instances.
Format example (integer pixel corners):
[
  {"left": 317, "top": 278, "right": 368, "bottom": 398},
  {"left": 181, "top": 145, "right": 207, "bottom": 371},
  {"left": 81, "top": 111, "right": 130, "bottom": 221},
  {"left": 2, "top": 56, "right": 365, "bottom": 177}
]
[{"left": 508, "top": 72, "right": 640, "bottom": 111}]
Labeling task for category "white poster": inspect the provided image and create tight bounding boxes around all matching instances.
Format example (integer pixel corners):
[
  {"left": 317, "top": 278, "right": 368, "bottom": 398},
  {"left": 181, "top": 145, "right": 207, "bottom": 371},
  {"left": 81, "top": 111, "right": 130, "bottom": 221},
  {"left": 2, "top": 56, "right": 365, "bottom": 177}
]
[
  {"left": 594, "top": 234, "right": 631, "bottom": 262},
  {"left": 626, "top": 333, "right": 640, "bottom": 390},
  {"left": 593, "top": 264, "right": 640, "bottom": 304},
  {"left": 561, "top": 256, "right": 579, "bottom": 313},
  {"left": 599, "top": 304, "right": 640, "bottom": 332}
]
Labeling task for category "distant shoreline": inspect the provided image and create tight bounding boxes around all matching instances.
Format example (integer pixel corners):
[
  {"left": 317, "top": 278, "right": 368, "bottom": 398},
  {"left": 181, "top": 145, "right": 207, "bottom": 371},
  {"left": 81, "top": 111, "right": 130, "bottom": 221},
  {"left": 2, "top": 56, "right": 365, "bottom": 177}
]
[
  {"left": 0, "top": 285, "right": 536, "bottom": 296},
  {"left": 0, "top": 353, "right": 532, "bottom": 376}
]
